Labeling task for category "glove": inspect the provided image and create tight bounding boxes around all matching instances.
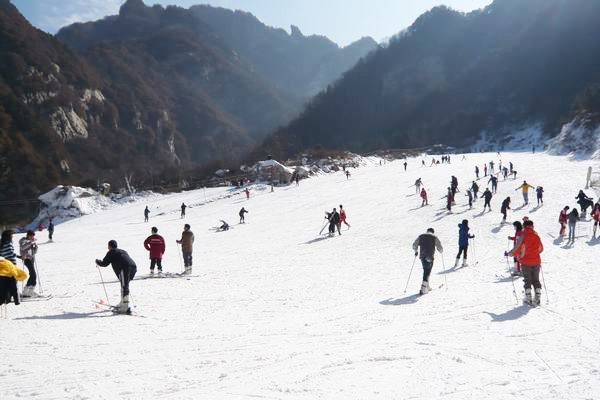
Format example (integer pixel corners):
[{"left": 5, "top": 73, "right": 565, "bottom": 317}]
[
  {"left": 470, "top": 235, "right": 475, "bottom": 239},
  {"left": 95, "top": 259, "right": 102, "bottom": 266},
  {"left": 503, "top": 251, "right": 508, "bottom": 257},
  {"left": 414, "top": 252, "right": 418, "bottom": 257}
]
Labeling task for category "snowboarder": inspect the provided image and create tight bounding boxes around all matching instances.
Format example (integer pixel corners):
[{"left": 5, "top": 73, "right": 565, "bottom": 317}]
[
  {"left": 558, "top": 206, "right": 569, "bottom": 237},
  {"left": 415, "top": 178, "right": 422, "bottom": 194},
  {"left": 339, "top": 205, "right": 351, "bottom": 229},
  {"left": 592, "top": 204, "right": 600, "bottom": 238},
  {"left": 176, "top": 224, "right": 194, "bottom": 275},
  {"left": 181, "top": 203, "right": 186, "bottom": 218},
  {"left": 536, "top": 187, "right": 544, "bottom": 206},
  {"left": 143, "top": 227, "right": 165, "bottom": 274},
  {"left": 508, "top": 219, "right": 543, "bottom": 306},
  {"left": 575, "top": 190, "right": 593, "bottom": 218},
  {"left": 144, "top": 206, "right": 150, "bottom": 222},
  {"left": 48, "top": 218, "right": 54, "bottom": 241},
  {"left": 482, "top": 188, "right": 493, "bottom": 212},
  {"left": 95, "top": 240, "right": 137, "bottom": 314},
  {"left": 455, "top": 220, "right": 474, "bottom": 268},
  {"left": 412, "top": 228, "right": 443, "bottom": 295},
  {"left": 506, "top": 221, "right": 523, "bottom": 276},
  {"left": 567, "top": 208, "right": 580, "bottom": 243},
  {"left": 239, "top": 207, "right": 248, "bottom": 223},
  {"left": 0, "top": 230, "right": 18, "bottom": 265},
  {"left": 475, "top": 166, "right": 479, "bottom": 179},
  {"left": 19, "top": 230, "right": 38, "bottom": 297},
  {"left": 515, "top": 181, "right": 535, "bottom": 205},
  {"left": 488, "top": 175, "right": 498, "bottom": 193},
  {"left": 501, "top": 197, "right": 511, "bottom": 222},
  {"left": 420, "top": 188, "right": 428, "bottom": 206}
]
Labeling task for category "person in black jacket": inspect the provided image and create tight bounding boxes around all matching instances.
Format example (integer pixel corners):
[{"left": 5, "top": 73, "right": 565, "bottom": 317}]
[
  {"left": 501, "top": 197, "right": 511, "bottom": 222},
  {"left": 327, "top": 208, "right": 341, "bottom": 237},
  {"left": 95, "top": 240, "right": 137, "bottom": 313},
  {"left": 412, "top": 228, "right": 444, "bottom": 295}
]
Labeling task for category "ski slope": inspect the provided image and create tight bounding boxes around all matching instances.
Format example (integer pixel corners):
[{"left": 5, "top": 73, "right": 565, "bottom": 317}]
[{"left": 2, "top": 152, "right": 600, "bottom": 399}]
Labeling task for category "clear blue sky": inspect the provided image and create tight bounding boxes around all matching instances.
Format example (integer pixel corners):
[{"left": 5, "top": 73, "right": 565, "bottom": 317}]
[{"left": 12, "top": 0, "right": 493, "bottom": 46}]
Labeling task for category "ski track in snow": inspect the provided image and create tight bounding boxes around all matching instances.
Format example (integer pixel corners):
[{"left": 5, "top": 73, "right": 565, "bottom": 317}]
[{"left": 2, "top": 153, "right": 600, "bottom": 399}]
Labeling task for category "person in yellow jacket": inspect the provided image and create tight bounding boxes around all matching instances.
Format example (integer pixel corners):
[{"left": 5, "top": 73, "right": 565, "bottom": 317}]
[
  {"left": 0, "top": 256, "right": 28, "bottom": 306},
  {"left": 515, "top": 181, "right": 535, "bottom": 205}
]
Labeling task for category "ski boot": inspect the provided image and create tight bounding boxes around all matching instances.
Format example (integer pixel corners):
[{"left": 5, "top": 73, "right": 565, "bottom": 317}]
[
  {"left": 523, "top": 289, "right": 533, "bottom": 305},
  {"left": 115, "top": 295, "right": 130, "bottom": 314},
  {"left": 184, "top": 266, "right": 192, "bottom": 275},
  {"left": 419, "top": 281, "right": 429, "bottom": 296},
  {"left": 462, "top": 259, "right": 468, "bottom": 268},
  {"left": 454, "top": 258, "right": 460, "bottom": 268},
  {"left": 534, "top": 288, "right": 542, "bottom": 306}
]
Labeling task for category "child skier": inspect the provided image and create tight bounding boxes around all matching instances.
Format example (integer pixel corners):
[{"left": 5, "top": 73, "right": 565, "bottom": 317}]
[
  {"left": 455, "top": 220, "right": 474, "bottom": 268},
  {"left": 466, "top": 189, "right": 473, "bottom": 209}
]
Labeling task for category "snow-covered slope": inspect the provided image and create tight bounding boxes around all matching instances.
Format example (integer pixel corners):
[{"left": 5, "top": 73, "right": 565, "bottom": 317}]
[{"left": 3, "top": 152, "right": 600, "bottom": 399}]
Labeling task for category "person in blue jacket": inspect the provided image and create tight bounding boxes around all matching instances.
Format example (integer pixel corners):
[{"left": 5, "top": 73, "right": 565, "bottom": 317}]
[{"left": 455, "top": 219, "right": 474, "bottom": 268}]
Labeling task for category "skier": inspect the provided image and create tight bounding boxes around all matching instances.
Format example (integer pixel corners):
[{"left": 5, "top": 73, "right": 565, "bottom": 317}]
[
  {"left": 592, "top": 203, "right": 600, "bottom": 238},
  {"left": 176, "top": 224, "right": 194, "bottom": 275},
  {"left": 502, "top": 167, "right": 509, "bottom": 180},
  {"left": 48, "top": 218, "right": 54, "bottom": 241},
  {"left": 567, "top": 208, "right": 580, "bottom": 243},
  {"left": 446, "top": 188, "right": 453, "bottom": 212},
  {"left": 421, "top": 160, "right": 425, "bottom": 167},
  {"left": 500, "top": 197, "right": 511, "bottom": 223},
  {"left": 475, "top": 166, "right": 479, "bottom": 179},
  {"left": 404, "top": 161, "right": 407, "bottom": 171},
  {"left": 509, "top": 162, "right": 513, "bottom": 173},
  {"left": 489, "top": 160, "right": 495, "bottom": 174},
  {"left": 339, "top": 205, "right": 351, "bottom": 229},
  {"left": 515, "top": 181, "right": 535, "bottom": 205},
  {"left": 454, "top": 220, "right": 474, "bottom": 268},
  {"left": 558, "top": 206, "right": 569, "bottom": 237},
  {"left": 19, "top": 230, "right": 39, "bottom": 297},
  {"left": 415, "top": 178, "right": 422, "bottom": 194},
  {"left": 420, "top": 188, "right": 428, "bottom": 206},
  {"left": 488, "top": 175, "right": 498, "bottom": 194},
  {"left": 0, "top": 230, "right": 18, "bottom": 265},
  {"left": 412, "top": 228, "right": 443, "bottom": 295},
  {"left": 143, "top": 227, "right": 165, "bottom": 274},
  {"left": 181, "top": 203, "right": 186, "bottom": 218},
  {"left": 484, "top": 164, "right": 487, "bottom": 177},
  {"left": 245, "top": 188, "right": 250, "bottom": 199},
  {"left": 466, "top": 189, "right": 473, "bottom": 209},
  {"left": 295, "top": 174, "right": 300, "bottom": 186},
  {"left": 0, "top": 256, "right": 27, "bottom": 306},
  {"left": 95, "top": 240, "right": 137, "bottom": 314},
  {"left": 575, "top": 190, "right": 593, "bottom": 218},
  {"left": 508, "top": 219, "right": 543, "bottom": 306},
  {"left": 536, "top": 187, "right": 544, "bottom": 206},
  {"left": 471, "top": 181, "right": 479, "bottom": 199},
  {"left": 218, "top": 220, "right": 230, "bottom": 231},
  {"left": 506, "top": 221, "right": 523, "bottom": 276},
  {"left": 328, "top": 208, "right": 341, "bottom": 236},
  {"left": 482, "top": 188, "right": 493, "bottom": 212},
  {"left": 144, "top": 206, "right": 150, "bottom": 222},
  {"left": 345, "top": 170, "right": 351, "bottom": 179},
  {"left": 239, "top": 207, "right": 248, "bottom": 223}
]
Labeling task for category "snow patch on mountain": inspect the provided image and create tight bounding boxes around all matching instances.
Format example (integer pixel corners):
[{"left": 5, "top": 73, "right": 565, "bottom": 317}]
[{"left": 547, "top": 118, "right": 600, "bottom": 160}]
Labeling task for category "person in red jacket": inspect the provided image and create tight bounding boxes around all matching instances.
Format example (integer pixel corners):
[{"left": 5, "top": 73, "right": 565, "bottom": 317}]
[
  {"left": 592, "top": 203, "right": 600, "bottom": 238},
  {"left": 144, "top": 227, "right": 165, "bottom": 274},
  {"left": 509, "top": 219, "right": 544, "bottom": 305},
  {"left": 558, "top": 206, "right": 569, "bottom": 237},
  {"left": 506, "top": 221, "right": 523, "bottom": 276},
  {"left": 420, "top": 188, "right": 428, "bottom": 206},
  {"left": 339, "top": 204, "right": 351, "bottom": 229}
]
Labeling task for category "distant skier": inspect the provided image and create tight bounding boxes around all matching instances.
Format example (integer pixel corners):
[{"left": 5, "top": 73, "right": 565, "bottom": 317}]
[
  {"left": 95, "top": 240, "right": 137, "bottom": 314},
  {"left": 484, "top": 164, "right": 487, "bottom": 177},
  {"left": 176, "top": 224, "right": 194, "bottom": 275},
  {"left": 558, "top": 206, "right": 569, "bottom": 237},
  {"left": 295, "top": 174, "right": 300, "bottom": 186},
  {"left": 421, "top": 160, "right": 425, "bottom": 167},
  {"left": 466, "top": 189, "right": 473, "bottom": 209},
  {"left": 339, "top": 205, "right": 351, "bottom": 229},
  {"left": 592, "top": 204, "right": 600, "bottom": 238},
  {"left": 181, "top": 203, "right": 187, "bottom": 218},
  {"left": 508, "top": 219, "right": 543, "bottom": 306},
  {"left": 475, "top": 166, "right": 479, "bottom": 179},
  {"left": 48, "top": 218, "right": 54, "bottom": 241},
  {"left": 239, "top": 207, "right": 248, "bottom": 223},
  {"left": 328, "top": 208, "right": 341, "bottom": 236},
  {"left": 19, "top": 230, "right": 38, "bottom": 297},
  {"left": 482, "top": 188, "right": 493, "bottom": 212},
  {"left": 420, "top": 188, "right": 428, "bottom": 206},
  {"left": 245, "top": 188, "right": 250, "bottom": 199},
  {"left": 404, "top": 161, "right": 407, "bottom": 171},
  {"left": 412, "top": 228, "right": 443, "bottom": 295},
  {"left": 488, "top": 175, "right": 498, "bottom": 193},
  {"left": 415, "top": 178, "right": 422, "bottom": 194},
  {"left": 144, "top": 206, "right": 150, "bottom": 222},
  {"left": 506, "top": 221, "right": 524, "bottom": 276},
  {"left": 489, "top": 160, "right": 495, "bottom": 174},
  {"left": 345, "top": 170, "right": 351, "bottom": 179},
  {"left": 501, "top": 197, "right": 511, "bottom": 222},
  {"left": 567, "top": 208, "right": 580, "bottom": 243},
  {"left": 454, "top": 220, "right": 474, "bottom": 268},
  {"left": 446, "top": 188, "right": 453, "bottom": 212},
  {"left": 471, "top": 181, "right": 479, "bottom": 199},
  {"left": 509, "top": 162, "right": 513, "bottom": 173},
  {"left": 144, "top": 227, "right": 165, "bottom": 274},
  {"left": 515, "top": 181, "right": 535, "bottom": 205},
  {"left": 536, "top": 187, "right": 544, "bottom": 206},
  {"left": 218, "top": 220, "right": 230, "bottom": 231},
  {"left": 575, "top": 190, "right": 593, "bottom": 218},
  {"left": 502, "top": 167, "right": 509, "bottom": 180}
]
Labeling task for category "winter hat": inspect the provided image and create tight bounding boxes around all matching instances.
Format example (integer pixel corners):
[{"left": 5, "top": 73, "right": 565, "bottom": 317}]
[
  {"left": 523, "top": 220, "right": 534, "bottom": 227},
  {"left": 184, "top": 224, "right": 190, "bottom": 230},
  {"left": 151, "top": 227, "right": 158, "bottom": 233},
  {"left": 427, "top": 228, "right": 435, "bottom": 233},
  {"left": 108, "top": 240, "right": 118, "bottom": 249}
]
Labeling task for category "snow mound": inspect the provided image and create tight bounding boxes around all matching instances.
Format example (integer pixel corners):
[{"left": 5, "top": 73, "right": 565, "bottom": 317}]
[{"left": 547, "top": 118, "right": 600, "bottom": 160}]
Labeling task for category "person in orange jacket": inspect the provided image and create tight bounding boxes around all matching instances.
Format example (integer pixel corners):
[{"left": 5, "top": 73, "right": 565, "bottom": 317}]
[
  {"left": 420, "top": 188, "right": 428, "bottom": 206},
  {"left": 509, "top": 219, "right": 544, "bottom": 305}
]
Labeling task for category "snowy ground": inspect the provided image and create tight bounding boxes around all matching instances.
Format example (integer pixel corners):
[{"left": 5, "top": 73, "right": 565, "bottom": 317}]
[{"left": 3, "top": 152, "right": 600, "bottom": 399}]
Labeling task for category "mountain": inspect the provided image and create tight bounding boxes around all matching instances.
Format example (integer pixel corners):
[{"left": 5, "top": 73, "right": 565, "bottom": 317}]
[{"left": 256, "top": 0, "right": 600, "bottom": 159}]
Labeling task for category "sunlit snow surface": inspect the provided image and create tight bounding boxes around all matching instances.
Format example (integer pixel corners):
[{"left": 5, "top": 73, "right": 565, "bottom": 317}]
[{"left": 3, "top": 152, "right": 600, "bottom": 399}]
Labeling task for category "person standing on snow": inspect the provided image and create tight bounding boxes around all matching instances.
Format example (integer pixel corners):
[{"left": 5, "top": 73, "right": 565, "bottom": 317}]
[
  {"left": 48, "top": 218, "right": 54, "bottom": 241},
  {"left": 96, "top": 240, "right": 137, "bottom": 314},
  {"left": 567, "top": 208, "right": 580, "bottom": 243},
  {"left": 592, "top": 203, "right": 600, "bottom": 238},
  {"left": 489, "top": 160, "right": 495, "bottom": 174},
  {"left": 181, "top": 203, "right": 187, "bottom": 218},
  {"left": 412, "top": 228, "right": 443, "bottom": 295},
  {"left": 446, "top": 188, "right": 453, "bottom": 212},
  {"left": 404, "top": 161, "right": 407, "bottom": 171},
  {"left": 455, "top": 220, "right": 474, "bottom": 268},
  {"left": 508, "top": 219, "right": 543, "bottom": 305},
  {"left": 482, "top": 188, "right": 493, "bottom": 212},
  {"left": 239, "top": 207, "right": 248, "bottom": 223},
  {"left": 506, "top": 221, "right": 524, "bottom": 276},
  {"left": 501, "top": 197, "right": 511, "bottom": 223},
  {"left": 475, "top": 166, "right": 479, "bottom": 179},
  {"left": 515, "top": 181, "right": 535, "bottom": 205},
  {"left": 144, "top": 227, "right": 165, "bottom": 274},
  {"left": 484, "top": 164, "right": 488, "bottom": 177},
  {"left": 415, "top": 178, "right": 422, "bottom": 194},
  {"left": 176, "top": 224, "right": 194, "bottom": 275},
  {"left": 488, "top": 175, "right": 498, "bottom": 193},
  {"left": 339, "top": 205, "right": 351, "bottom": 229},
  {"left": 558, "top": 206, "right": 569, "bottom": 237},
  {"left": 245, "top": 188, "right": 250, "bottom": 199},
  {"left": 420, "top": 188, "right": 428, "bottom": 206},
  {"left": 471, "top": 181, "right": 479, "bottom": 199},
  {"left": 144, "top": 206, "right": 150, "bottom": 222},
  {"left": 19, "top": 230, "right": 38, "bottom": 297},
  {"left": 328, "top": 208, "right": 341, "bottom": 236},
  {"left": 0, "top": 230, "right": 18, "bottom": 265},
  {"left": 536, "top": 187, "right": 544, "bottom": 206},
  {"left": 466, "top": 189, "right": 473, "bottom": 209}
]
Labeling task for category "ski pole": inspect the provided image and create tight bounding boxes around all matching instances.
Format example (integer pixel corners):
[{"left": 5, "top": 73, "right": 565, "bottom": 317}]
[
  {"left": 176, "top": 242, "right": 184, "bottom": 274},
  {"left": 319, "top": 219, "right": 329, "bottom": 235},
  {"left": 97, "top": 265, "right": 111, "bottom": 307},
  {"left": 34, "top": 259, "right": 43, "bottom": 294},
  {"left": 441, "top": 253, "right": 448, "bottom": 289},
  {"left": 540, "top": 265, "right": 549, "bottom": 304},
  {"left": 403, "top": 256, "right": 417, "bottom": 294},
  {"left": 505, "top": 255, "right": 519, "bottom": 304}
]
